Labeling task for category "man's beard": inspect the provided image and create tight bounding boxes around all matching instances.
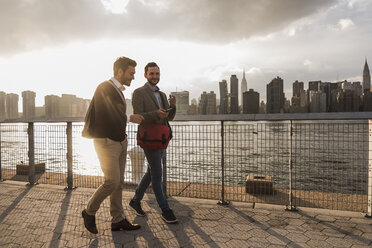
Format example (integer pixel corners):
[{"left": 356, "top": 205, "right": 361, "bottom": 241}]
[{"left": 148, "top": 79, "right": 159, "bottom": 85}]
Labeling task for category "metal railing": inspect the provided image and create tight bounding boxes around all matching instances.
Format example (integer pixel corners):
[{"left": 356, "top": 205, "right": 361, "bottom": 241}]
[{"left": 1, "top": 113, "right": 372, "bottom": 216}]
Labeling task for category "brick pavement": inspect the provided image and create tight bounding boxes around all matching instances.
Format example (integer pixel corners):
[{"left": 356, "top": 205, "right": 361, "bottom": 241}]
[{"left": 0, "top": 180, "right": 371, "bottom": 247}]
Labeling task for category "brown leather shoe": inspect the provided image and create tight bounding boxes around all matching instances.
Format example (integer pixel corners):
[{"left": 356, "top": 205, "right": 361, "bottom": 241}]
[
  {"left": 82, "top": 209, "right": 98, "bottom": 234},
  {"left": 111, "top": 219, "right": 141, "bottom": 231}
]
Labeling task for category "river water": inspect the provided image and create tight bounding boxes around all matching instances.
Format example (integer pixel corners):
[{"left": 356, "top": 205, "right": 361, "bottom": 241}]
[{"left": 0, "top": 120, "right": 369, "bottom": 194}]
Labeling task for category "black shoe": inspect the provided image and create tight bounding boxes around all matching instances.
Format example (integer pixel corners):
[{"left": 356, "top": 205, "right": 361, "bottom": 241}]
[
  {"left": 129, "top": 200, "right": 146, "bottom": 216},
  {"left": 82, "top": 209, "right": 98, "bottom": 234},
  {"left": 161, "top": 209, "right": 178, "bottom": 224},
  {"left": 111, "top": 219, "right": 141, "bottom": 231}
]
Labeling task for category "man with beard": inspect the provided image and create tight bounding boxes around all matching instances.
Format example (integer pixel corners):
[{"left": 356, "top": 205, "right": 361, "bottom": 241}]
[{"left": 129, "top": 62, "right": 178, "bottom": 223}]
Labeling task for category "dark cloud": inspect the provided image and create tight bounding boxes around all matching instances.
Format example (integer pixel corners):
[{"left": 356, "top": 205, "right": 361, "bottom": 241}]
[{"left": 0, "top": 0, "right": 336, "bottom": 56}]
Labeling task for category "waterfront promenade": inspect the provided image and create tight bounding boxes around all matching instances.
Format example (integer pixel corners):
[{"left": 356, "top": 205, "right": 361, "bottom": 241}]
[{"left": 0, "top": 180, "right": 371, "bottom": 247}]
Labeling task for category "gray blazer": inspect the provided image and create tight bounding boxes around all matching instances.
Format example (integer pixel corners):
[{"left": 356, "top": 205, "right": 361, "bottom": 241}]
[{"left": 132, "top": 83, "right": 176, "bottom": 125}]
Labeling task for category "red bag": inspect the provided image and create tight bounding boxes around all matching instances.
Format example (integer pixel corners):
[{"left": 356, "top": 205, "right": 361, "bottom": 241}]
[{"left": 137, "top": 124, "right": 172, "bottom": 150}]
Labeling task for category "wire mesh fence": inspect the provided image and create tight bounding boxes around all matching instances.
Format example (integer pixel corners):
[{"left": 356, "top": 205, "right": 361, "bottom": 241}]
[
  {"left": 0, "top": 123, "right": 28, "bottom": 181},
  {"left": 0, "top": 119, "right": 370, "bottom": 213},
  {"left": 291, "top": 121, "right": 368, "bottom": 212}
]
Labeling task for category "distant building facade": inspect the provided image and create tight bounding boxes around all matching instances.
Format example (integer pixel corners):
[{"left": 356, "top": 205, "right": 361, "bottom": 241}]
[
  {"left": 291, "top": 81, "right": 307, "bottom": 113},
  {"left": 198, "top": 91, "right": 216, "bottom": 115},
  {"left": 6, "top": 93, "right": 19, "bottom": 118},
  {"left": 240, "top": 69, "right": 247, "bottom": 106},
  {"left": 230, "top": 75, "right": 239, "bottom": 114},
  {"left": 188, "top": 98, "right": 198, "bottom": 115},
  {"left": 309, "top": 91, "right": 326, "bottom": 113},
  {"left": 45, "top": 94, "right": 89, "bottom": 118},
  {"left": 22, "top": 90, "right": 36, "bottom": 119},
  {"left": 266, "top": 77, "right": 284, "bottom": 113},
  {"left": 45, "top": 95, "right": 60, "bottom": 118},
  {"left": 219, "top": 80, "right": 228, "bottom": 114},
  {"left": 242, "top": 89, "right": 259, "bottom": 114},
  {"left": 0, "top": 91, "right": 6, "bottom": 118},
  {"left": 206, "top": 91, "right": 217, "bottom": 114},
  {"left": 363, "top": 91, "right": 372, "bottom": 111},
  {"left": 171, "top": 91, "right": 189, "bottom": 115},
  {"left": 363, "top": 59, "right": 371, "bottom": 93}
]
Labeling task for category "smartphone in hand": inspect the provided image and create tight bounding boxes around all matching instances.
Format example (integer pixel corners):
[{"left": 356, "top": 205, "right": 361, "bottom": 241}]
[{"left": 164, "top": 108, "right": 173, "bottom": 112}]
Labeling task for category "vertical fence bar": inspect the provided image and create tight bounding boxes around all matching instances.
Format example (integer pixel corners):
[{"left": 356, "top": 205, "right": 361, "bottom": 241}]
[
  {"left": 66, "top": 122, "right": 73, "bottom": 189},
  {"left": 286, "top": 120, "right": 296, "bottom": 211},
  {"left": 28, "top": 122, "right": 35, "bottom": 185},
  {"left": 162, "top": 150, "right": 167, "bottom": 197},
  {"left": 367, "top": 120, "right": 372, "bottom": 217},
  {"left": 0, "top": 123, "right": 2, "bottom": 182},
  {"left": 218, "top": 120, "right": 229, "bottom": 205}
]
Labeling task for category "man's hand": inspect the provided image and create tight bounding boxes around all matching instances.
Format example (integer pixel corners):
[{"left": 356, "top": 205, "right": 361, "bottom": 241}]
[
  {"left": 157, "top": 109, "right": 169, "bottom": 119},
  {"left": 168, "top": 94, "right": 176, "bottom": 108},
  {"left": 130, "top": 114, "right": 144, "bottom": 124}
]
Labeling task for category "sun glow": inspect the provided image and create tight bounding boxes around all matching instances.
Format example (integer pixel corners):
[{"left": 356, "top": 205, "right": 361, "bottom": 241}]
[{"left": 101, "top": 0, "right": 130, "bottom": 14}]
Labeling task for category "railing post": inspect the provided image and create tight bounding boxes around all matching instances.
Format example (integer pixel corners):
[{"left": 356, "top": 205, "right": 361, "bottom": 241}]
[
  {"left": 367, "top": 120, "right": 372, "bottom": 217},
  {"left": 218, "top": 120, "right": 229, "bottom": 205},
  {"left": 162, "top": 150, "right": 167, "bottom": 197},
  {"left": 0, "top": 123, "right": 2, "bottom": 182},
  {"left": 286, "top": 120, "right": 297, "bottom": 211},
  {"left": 66, "top": 122, "right": 73, "bottom": 190},
  {"left": 28, "top": 122, "right": 35, "bottom": 186}
]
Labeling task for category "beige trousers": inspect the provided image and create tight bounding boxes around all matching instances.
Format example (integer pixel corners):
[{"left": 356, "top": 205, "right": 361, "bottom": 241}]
[{"left": 86, "top": 137, "right": 127, "bottom": 223}]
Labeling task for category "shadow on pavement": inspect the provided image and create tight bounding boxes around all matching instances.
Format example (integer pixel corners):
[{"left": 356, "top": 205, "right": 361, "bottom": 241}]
[
  {"left": 228, "top": 205, "right": 302, "bottom": 248},
  {"left": 298, "top": 210, "right": 371, "bottom": 246},
  {"left": 0, "top": 185, "right": 31, "bottom": 223}
]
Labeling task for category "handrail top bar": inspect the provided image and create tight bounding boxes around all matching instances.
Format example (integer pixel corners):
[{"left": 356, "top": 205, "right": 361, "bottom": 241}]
[
  {"left": 175, "top": 112, "right": 372, "bottom": 121},
  {"left": 1, "top": 112, "right": 372, "bottom": 123}
]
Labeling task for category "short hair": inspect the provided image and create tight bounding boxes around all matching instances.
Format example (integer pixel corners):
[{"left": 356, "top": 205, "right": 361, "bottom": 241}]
[
  {"left": 144, "top": 62, "right": 160, "bottom": 74},
  {"left": 113, "top": 56, "right": 137, "bottom": 76}
]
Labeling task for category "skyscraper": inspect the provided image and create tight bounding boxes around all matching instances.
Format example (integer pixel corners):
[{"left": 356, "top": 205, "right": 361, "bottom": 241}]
[
  {"left": 198, "top": 92, "right": 207, "bottom": 115},
  {"left": 363, "top": 59, "right": 371, "bottom": 93},
  {"left": 240, "top": 69, "right": 247, "bottom": 106},
  {"left": 242, "top": 89, "right": 259, "bottom": 114},
  {"left": 0, "top": 91, "right": 6, "bottom": 118},
  {"left": 291, "top": 81, "right": 307, "bottom": 113},
  {"left": 22, "top": 90, "right": 36, "bottom": 119},
  {"left": 230, "top": 75, "right": 239, "bottom": 114},
  {"left": 170, "top": 91, "right": 189, "bottom": 115},
  {"left": 309, "top": 81, "right": 321, "bottom": 92},
  {"left": 206, "top": 91, "right": 217, "bottom": 114},
  {"left": 309, "top": 91, "right": 326, "bottom": 113},
  {"left": 219, "top": 80, "right": 228, "bottom": 114},
  {"left": 6, "top": 93, "right": 19, "bottom": 118},
  {"left": 266, "top": 77, "right": 284, "bottom": 113},
  {"left": 45, "top": 95, "right": 60, "bottom": 118}
]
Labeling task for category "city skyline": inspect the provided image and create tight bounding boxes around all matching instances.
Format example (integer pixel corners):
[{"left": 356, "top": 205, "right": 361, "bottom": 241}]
[
  {"left": 0, "top": 0, "right": 371, "bottom": 107},
  {"left": 1, "top": 57, "right": 370, "bottom": 118}
]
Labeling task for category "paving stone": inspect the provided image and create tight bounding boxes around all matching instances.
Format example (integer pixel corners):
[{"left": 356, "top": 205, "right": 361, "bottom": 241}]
[
  {"left": 232, "top": 223, "right": 254, "bottom": 232},
  {"left": 321, "top": 228, "right": 347, "bottom": 238},
  {"left": 355, "top": 223, "right": 372, "bottom": 233},
  {"left": 225, "top": 239, "right": 251, "bottom": 247},
  {"left": 316, "top": 215, "right": 337, "bottom": 222},
  {"left": 350, "top": 245, "right": 372, "bottom": 248},
  {"left": 306, "top": 239, "right": 330, "bottom": 247},
  {"left": 325, "top": 237, "right": 353, "bottom": 248},
  {"left": 284, "top": 233, "right": 310, "bottom": 243},
  {"left": 344, "top": 235, "right": 372, "bottom": 246},
  {"left": 265, "top": 235, "right": 291, "bottom": 246},
  {"left": 303, "top": 230, "right": 328, "bottom": 240}
]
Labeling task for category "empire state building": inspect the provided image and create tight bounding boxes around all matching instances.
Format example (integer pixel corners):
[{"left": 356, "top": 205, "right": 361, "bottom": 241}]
[
  {"left": 241, "top": 69, "right": 247, "bottom": 105},
  {"left": 363, "top": 59, "right": 371, "bottom": 93}
]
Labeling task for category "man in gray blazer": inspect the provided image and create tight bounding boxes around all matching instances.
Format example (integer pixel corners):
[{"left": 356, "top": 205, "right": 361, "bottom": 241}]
[{"left": 129, "top": 62, "right": 178, "bottom": 223}]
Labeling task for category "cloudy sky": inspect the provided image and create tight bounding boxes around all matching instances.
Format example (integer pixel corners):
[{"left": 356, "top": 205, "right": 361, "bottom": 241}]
[{"left": 0, "top": 0, "right": 371, "bottom": 107}]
